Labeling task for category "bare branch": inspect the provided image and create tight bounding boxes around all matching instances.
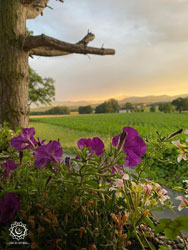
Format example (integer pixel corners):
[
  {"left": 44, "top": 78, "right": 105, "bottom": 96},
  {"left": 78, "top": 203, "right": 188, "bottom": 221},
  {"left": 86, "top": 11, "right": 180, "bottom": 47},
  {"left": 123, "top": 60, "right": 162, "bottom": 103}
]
[
  {"left": 30, "top": 47, "right": 71, "bottom": 57},
  {"left": 46, "top": 5, "right": 53, "bottom": 10},
  {"left": 77, "top": 32, "right": 95, "bottom": 45},
  {"left": 29, "top": 32, "right": 96, "bottom": 57},
  {"left": 24, "top": 34, "right": 115, "bottom": 56}
]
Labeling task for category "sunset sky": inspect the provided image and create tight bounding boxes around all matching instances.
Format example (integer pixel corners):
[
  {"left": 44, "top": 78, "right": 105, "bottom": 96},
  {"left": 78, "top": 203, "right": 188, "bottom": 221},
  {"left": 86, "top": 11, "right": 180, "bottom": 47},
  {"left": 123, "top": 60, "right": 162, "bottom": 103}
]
[{"left": 27, "top": 0, "right": 188, "bottom": 102}]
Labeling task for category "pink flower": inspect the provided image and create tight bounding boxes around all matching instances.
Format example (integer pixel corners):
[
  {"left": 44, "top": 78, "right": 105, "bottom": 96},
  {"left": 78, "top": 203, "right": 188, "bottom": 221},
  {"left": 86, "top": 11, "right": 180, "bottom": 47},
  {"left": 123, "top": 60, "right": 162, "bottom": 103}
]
[
  {"left": 172, "top": 140, "right": 188, "bottom": 162},
  {"left": 143, "top": 184, "right": 153, "bottom": 197},
  {"left": 175, "top": 196, "right": 188, "bottom": 211},
  {"left": 172, "top": 140, "right": 181, "bottom": 147}
]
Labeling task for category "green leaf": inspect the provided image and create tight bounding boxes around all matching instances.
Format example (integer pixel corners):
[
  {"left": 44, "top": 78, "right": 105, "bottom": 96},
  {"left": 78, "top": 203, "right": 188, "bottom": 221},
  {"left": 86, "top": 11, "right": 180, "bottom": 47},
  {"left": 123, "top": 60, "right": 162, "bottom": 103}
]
[
  {"left": 143, "top": 217, "right": 155, "bottom": 229},
  {"left": 149, "top": 159, "right": 154, "bottom": 165},
  {"left": 155, "top": 223, "right": 166, "bottom": 234},
  {"left": 158, "top": 245, "right": 171, "bottom": 250},
  {"left": 164, "top": 228, "right": 179, "bottom": 240},
  {"left": 175, "top": 216, "right": 188, "bottom": 231},
  {"left": 130, "top": 173, "right": 138, "bottom": 179},
  {"left": 148, "top": 241, "right": 156, "bottom": 250},
  {"left": 159, "top": 218, "right": 172, "bottom": 224}
]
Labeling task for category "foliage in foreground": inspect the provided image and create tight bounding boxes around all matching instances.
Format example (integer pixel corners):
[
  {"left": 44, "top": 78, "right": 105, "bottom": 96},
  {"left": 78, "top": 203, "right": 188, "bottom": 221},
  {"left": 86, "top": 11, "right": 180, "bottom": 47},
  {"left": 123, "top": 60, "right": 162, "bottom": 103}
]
[{"left": 0, "top": 123, "right": 187, "bottom": 249}]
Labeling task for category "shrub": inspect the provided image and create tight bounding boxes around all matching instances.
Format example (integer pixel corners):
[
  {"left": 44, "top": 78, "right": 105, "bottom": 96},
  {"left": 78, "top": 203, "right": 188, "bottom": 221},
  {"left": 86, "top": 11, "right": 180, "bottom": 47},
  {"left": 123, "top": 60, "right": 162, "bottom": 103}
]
[
  {"left": 78, "top": 105, "right": 93, "bottom": 114},
  {"left": 95, "top": 99, "right": 120, "bottom": 113},
  {"left": 45, "top": 106, "right": 70, "bottom": 115}
]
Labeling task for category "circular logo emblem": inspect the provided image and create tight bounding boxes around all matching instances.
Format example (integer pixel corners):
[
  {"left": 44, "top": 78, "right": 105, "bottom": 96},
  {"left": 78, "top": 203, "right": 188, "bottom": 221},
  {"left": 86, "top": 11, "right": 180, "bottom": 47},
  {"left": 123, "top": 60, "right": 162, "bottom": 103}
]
[{"left": 9, "top": 221, "right": 28, "bottom": 241}]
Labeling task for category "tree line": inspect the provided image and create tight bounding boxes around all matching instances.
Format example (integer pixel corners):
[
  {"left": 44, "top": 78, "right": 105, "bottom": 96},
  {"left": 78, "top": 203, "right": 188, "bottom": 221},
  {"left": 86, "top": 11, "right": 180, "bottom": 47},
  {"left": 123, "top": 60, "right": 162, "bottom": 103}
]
[
  {"left": 77, "top": 100, "right": 145, "bottom": 114},
  {"left": 150, "top": 97, "right": 188, "bottom": 113},
  {"left": 77, "top": 99, "right": 120, "bottom": 114}
]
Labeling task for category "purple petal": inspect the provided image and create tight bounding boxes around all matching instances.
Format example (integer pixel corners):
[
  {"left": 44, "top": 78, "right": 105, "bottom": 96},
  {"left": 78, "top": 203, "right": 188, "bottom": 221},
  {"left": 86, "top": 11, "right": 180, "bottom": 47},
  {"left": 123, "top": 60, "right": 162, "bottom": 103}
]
[
  {"left": 91, "top": 137, "right": 104, "bottom": 156},
  {"left": 124, "top": 149, "right": 143, "bottom": 167},
  {"left": 112, "top": 127, "right": 147, "bottom": 167},
  {"left": 0, "top": 193, "right": 20, "bottom": 223},
  {"left": 1, "top": 160, "right": 18, "bottom": 177},
  {"left": 11, "top": 137, "right": 26, "bottom": 150},
  {"left": 123, "top": 127, "right": 138, "bottom": 137},
  {"left": 124, "top": 136, "right": 147, "bottom": 156},
  {"left": 34, "top": 141, "right": 63, "bottom": 169},
  {"left": 77, "top": 138, "right": 92, "bottom": 149},
  {"left": 34, "top": 158, "right": 49, "bottom": 169},
  {"left": 112, "top": 134, "right": 120, "bottom": 147},
  {"left": 11, "top": 128, "right": 37, "bottom": 150},
  {"left": 22, "top": 127, "right": 36, "bottom": 138}
]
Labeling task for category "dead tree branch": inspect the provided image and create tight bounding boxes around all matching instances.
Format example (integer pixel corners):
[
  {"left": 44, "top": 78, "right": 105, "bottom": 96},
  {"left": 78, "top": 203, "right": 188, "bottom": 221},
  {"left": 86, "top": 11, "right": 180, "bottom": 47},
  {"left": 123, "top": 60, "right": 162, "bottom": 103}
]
[
  {"left": 24, "top": 33, "right": 115, "bottom": 56},
  {"left": 29, "top": 32, "right": 95, "bottom": 57}
]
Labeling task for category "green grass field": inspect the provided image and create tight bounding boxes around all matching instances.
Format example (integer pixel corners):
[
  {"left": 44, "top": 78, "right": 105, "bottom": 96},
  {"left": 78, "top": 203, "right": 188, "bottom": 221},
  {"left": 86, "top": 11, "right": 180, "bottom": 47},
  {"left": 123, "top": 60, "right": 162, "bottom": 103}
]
[{"left": 30, "top": 112, "right": 188, "bottom": 154}]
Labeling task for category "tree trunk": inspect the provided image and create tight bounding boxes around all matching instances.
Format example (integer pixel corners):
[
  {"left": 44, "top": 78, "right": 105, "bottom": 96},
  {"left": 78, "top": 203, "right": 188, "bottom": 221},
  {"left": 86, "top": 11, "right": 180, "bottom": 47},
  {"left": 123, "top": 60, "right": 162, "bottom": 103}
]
[{"left": 0, "top": 0, "right": 29, "bottom": 129}]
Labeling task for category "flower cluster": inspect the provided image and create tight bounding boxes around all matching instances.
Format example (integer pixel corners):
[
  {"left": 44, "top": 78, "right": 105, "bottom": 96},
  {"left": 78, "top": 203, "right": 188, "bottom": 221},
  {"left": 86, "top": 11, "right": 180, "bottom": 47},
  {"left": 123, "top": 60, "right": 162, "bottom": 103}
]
[
  {"left": 1, "top": 125, "right": 186, "bottom": 250},
  {"left": 110, "top": 173, "right": 170, "bottom": 209},
  {"left": 0, "top": 126, "right": 148, "bottom": 225},
  {"left": 172, "top": 130, "right": 188, "bottom": 211}
]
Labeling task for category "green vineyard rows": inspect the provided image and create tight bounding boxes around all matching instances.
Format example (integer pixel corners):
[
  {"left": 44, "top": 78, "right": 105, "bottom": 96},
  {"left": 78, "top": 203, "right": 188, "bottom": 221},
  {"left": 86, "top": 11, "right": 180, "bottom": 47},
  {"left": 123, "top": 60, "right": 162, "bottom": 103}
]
[{"left": 30, "top": 112, "right": 188, "bottom": 138}]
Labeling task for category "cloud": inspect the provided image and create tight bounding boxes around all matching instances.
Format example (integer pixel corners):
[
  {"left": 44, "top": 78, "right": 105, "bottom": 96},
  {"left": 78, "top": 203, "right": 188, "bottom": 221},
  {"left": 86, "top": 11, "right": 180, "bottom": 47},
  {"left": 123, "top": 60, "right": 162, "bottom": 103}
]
[{"left": 28, "top": 0, "right": 188, "bottom": 101}]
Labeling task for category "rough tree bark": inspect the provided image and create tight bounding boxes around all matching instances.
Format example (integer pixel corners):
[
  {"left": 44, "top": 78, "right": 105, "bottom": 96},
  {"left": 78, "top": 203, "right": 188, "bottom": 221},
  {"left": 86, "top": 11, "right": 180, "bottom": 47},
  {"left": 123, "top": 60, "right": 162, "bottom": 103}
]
[
  {"left": 0, "top": 0, "right": 115, "bottom": 129},
  {"left": 0, "top": 0, "right": 29, "bottom": 128}
]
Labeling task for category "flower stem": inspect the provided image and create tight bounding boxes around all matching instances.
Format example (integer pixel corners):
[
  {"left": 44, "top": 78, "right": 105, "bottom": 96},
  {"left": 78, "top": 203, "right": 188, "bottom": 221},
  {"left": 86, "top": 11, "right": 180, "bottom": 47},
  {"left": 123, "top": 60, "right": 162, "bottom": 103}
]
[{"left": 134, "top": 224, "right": 145, "bottom": 250}]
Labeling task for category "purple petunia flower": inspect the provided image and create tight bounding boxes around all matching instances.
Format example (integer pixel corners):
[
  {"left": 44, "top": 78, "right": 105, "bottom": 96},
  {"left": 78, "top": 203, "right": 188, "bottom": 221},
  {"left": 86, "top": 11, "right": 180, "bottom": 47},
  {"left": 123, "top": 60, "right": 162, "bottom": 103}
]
[
  {"left": 11, "top": 128, "right": 37, "bottom": 150},
  {"left": 77, "top": 137, "right": 104, "bottom": 156},
  {"left": 34, "top": 141, "right": 63, "bottom": 169},
  {"left": 0, "top": 193, "right": 20, "bottom": 223},
  {"left": 1, "top": 160, "right": 18, "bottom": 178},
  {"left": 78, "top": 138, "right": 92, "bottom": 149},
  {"left": 91, "top": 137, "right": 105, "bottom": 156},
  {"left": 112, "top": 127, "right": 147, "bottom": 167}
]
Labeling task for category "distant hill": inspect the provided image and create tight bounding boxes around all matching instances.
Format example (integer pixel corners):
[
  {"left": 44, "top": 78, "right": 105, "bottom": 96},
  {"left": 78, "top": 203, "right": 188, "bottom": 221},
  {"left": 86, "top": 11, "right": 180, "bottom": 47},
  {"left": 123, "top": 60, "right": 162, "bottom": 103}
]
[
  {"left": 54, "top": 94, "right": 188, "bottom": 106},
  {"left": 31, "top": 94, "right": 188, "bottom": 110},
  {"left": 53, "top": 100, "right": 103, "bottom": 107},
  {"left": 119, "top": 94, "right": 188, "bottom": 104}
]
